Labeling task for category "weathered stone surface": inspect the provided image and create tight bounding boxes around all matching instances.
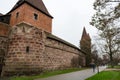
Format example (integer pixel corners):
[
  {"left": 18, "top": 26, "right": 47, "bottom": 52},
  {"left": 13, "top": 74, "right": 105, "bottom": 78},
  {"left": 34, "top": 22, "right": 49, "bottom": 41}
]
[
  {"left": 0, "top": 0, "right": 86, "bottom": 77},
  {"left": 0, "top": 22, "right": 10, "bottom": 36},
  {"left": 0, "top": 23, "right": 85, "bottom": 76},
  {"left": 2, "top": 23, "right": 45, "bottom": 76},
  {"left": 0, "top": 37, "right": 9, "bottom": 76},
  {"left": 44, "top": 37, "right": 85, "bottom": 70}
]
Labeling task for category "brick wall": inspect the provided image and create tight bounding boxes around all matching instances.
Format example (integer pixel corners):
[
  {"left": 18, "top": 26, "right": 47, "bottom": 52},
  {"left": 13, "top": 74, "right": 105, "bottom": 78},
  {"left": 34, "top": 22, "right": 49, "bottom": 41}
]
[
  {"left": 10, "top": 3, "right": 52, "bottom": 33},
  {"left": 0, "top": 22, "right": 10, "bottom": 36}
]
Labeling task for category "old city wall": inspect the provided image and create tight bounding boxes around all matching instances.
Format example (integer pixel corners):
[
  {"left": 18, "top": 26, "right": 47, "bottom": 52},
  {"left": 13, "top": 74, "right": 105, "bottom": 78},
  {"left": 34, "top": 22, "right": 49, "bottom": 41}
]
[
  {"left": 0, "top": 37, "right": 8, "bottom": 55},
  {"left": 2, "top": 23, "right": 45, "bottom": 76},
  {"left": 0, "top": 22, "right": 10, "bottom": 58},
  {"left": 1, "top": 23, "right": 85, "bottom": 76},
  {"left": 43, "top": 34, "right": 84, "bottom": 70},
  {"left": 0, "top": 22, "right": 10, "bottom": 37},
  {"left": 0, "top": 36, "right": 8, "bottom": 75},
  {"left": 0, "top": 22, "right": 10, "bottom": 76}
]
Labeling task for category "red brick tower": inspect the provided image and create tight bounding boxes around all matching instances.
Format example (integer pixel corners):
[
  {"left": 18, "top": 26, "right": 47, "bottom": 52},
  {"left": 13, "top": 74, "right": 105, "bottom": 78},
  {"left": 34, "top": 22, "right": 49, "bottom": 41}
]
[
  {"left": 8, "top": 0, "right": 53, "bottom": 33},
  {"left": 80, "top": 27, "right": 91, "bottom": 66}
]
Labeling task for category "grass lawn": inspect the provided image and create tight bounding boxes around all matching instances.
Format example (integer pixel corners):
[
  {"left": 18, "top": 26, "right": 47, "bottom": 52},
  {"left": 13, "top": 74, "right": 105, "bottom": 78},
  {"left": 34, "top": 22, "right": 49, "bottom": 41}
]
[
  {"left": 108, "top": 65, "right": 120, "bottom": 69},
  {"left": 114, "top": 65, "right": 120, "bottom": 69},
  {"left": 86, "top": 71, "right": 120, "bottom": 80},
  {"left": 9, "top": 68, "right": 85, "bottom": 80}
]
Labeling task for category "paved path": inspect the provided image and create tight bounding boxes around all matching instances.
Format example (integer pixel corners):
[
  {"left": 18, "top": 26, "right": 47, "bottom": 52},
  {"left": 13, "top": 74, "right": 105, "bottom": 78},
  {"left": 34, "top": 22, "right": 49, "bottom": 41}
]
[{"left": 35, "top": 66, "right": 107, "bottom": 80}]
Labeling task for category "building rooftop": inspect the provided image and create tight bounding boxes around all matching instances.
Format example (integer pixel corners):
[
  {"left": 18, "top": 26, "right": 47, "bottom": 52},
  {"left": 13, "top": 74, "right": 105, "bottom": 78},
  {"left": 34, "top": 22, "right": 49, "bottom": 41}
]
[
  {"left": 0, "top": 13, "right": 3, "bottom": 16},
  {"left": 8, "top": 0, "right": 53, "bottom": 18},
  {"left": 46, "top": 32, "right": 78, "bottom": 49},
  {"left": 45, "top": 32, "right": 86, "bottom": 55}
]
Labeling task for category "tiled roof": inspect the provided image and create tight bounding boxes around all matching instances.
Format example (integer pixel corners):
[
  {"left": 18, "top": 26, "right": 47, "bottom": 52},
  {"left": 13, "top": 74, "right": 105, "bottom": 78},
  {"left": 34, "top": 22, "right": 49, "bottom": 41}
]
[
  {"left": 9, "top": 0, "right": 53, "bottom": 18},
  {"left": 45, "top": 32, "right": 79, "bottom": 50},
  {"left": 45, "top": 32, "right": 86, "bottom": 54},
  {"left": 0, "top": 13, "right": 3, "bottom": 16},
  {"left": 81, "top": 27, "right": 91, "bottom": 40}
]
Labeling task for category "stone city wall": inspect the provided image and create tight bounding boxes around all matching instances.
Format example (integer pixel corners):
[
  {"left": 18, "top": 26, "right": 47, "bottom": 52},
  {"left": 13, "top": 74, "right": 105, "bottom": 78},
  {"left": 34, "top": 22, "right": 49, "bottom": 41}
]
[
  {"left": 2, "top": 23, "right": 45, "bottom": 76},
  {"left": 43, "top": 34, "right": 84, "bottom": 70},
  {"left": 0, "top": 37, "right": 8, "bottom": 53},
  {"left": 1, "top": 23, "right": 85, "bottom": 76}
]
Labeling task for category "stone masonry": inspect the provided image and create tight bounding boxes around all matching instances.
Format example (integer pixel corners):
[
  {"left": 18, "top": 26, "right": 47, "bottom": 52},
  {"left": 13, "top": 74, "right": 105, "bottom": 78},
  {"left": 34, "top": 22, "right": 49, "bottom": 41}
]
[
  {"left": 2, "top": 23, "right": 45, "bottom": 76},
  {"left": 0, "top": 22, "right": 85, "bottom": 76},
  {"left": 0, "top": 0, "right": 85, "bottom": 76},
  {"left": 44, "top": 35, "right": 84, "bottom": 70}
]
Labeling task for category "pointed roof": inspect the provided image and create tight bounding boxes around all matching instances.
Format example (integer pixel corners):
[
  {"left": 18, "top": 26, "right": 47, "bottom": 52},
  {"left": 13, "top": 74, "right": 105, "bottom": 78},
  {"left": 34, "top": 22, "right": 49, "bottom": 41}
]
[
  {"left": 0, "top": 13, "right": 3, "bottom": 16},
  {"left": 82, "top": 27, "right": 87, "bottom": 38},
  {"left": 81, "top": 27, "right": 91, "bottom": 40},
  {"left": 87, "top": 33, "right": 91, "bottom": 40},
  {"left": 8, "top": 0, "right": 53, "bottom": 18}
]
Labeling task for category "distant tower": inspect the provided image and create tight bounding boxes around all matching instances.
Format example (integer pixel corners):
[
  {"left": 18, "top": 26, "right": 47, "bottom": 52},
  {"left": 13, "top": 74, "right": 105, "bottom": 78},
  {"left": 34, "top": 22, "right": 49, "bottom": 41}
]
[
  {"left": 8, "top": 0, "right": 53, "bottom": 33},
  {"left": 80, "top": 27, "right": 91, "bottom": 66}
]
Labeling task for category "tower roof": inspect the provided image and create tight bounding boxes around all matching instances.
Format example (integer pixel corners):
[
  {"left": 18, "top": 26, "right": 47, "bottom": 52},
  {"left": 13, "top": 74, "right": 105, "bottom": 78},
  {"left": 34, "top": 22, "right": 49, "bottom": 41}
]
[
  {"left": 8, "top": 0, "right": 53, "bottom": 18},
  {"left": 87, "top": 33, "right": 91, "bottom": 40},
  {"left": 82, "top": 27, "right": 87, "bottom": 38},
  {"left": 0, "top": 13, "right": 3, "bottom": 16},
  {"left": 81, "top": 27, "right": 91, "bottom": 40}
]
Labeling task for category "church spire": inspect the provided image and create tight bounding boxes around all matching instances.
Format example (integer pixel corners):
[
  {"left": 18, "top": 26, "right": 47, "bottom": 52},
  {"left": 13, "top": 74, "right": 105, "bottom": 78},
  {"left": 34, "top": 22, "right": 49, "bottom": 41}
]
[
  {"left": 80, "top": 27, "right": 91, "bottom": 67},
  {"left": 82, "top": 27, "right": 87, "bottom": 38},
  {"left": 81, "top": 27, "right": 91, "bottom": 40}
]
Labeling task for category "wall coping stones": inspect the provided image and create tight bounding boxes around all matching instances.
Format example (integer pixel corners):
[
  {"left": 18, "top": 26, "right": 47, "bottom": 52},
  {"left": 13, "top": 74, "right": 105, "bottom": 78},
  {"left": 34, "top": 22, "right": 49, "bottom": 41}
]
[{"left": 45, "top": 32, "right": 86, "bottom": 55}]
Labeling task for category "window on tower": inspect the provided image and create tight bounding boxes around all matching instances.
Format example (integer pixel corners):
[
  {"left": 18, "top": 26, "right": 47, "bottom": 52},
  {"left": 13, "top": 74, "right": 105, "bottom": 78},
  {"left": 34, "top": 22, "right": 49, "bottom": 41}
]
[
  {"left": 34, "top": 13, "right": 38, "bottom": 20},
  {"left": 16, "top": 12, "right": 19, "bottom": 18}
]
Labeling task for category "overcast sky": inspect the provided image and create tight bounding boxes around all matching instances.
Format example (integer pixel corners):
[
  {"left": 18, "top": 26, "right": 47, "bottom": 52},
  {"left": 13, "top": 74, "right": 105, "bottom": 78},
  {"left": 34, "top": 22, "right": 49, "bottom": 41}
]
[{"left": 0, "top": 0, "right": 98, "bottom": 47}]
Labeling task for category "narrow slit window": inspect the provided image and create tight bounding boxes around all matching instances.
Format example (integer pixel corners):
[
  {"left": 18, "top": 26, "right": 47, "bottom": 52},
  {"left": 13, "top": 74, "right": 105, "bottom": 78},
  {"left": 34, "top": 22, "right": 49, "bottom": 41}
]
[
  {"left": 34, "top": 13, "right": 38, "bottom": 20},
  {"left": 16, "top": 12, "right": 19, "bottom": 18},
  {"left": 26, "top": 46, "right": 30, "bottom": 53}
]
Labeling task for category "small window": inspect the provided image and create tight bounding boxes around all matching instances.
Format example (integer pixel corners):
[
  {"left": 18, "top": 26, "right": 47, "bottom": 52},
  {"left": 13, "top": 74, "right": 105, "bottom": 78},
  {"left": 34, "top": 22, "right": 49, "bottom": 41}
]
[
  {"left": 26, "top": 46, "right": 30, "bottom": 53},
  {"left": 16, "top": 12, "right": 19, "bottom": 18},
  {"left": 34, "top": 13, "right": 38, "bottom": 20}
]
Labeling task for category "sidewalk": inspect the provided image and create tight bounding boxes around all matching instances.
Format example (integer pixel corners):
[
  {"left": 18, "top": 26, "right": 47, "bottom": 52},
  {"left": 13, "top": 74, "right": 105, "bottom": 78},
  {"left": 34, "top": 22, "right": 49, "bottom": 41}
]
[{"left": 35, "top": 66, "right": 106, "bottom": 80}]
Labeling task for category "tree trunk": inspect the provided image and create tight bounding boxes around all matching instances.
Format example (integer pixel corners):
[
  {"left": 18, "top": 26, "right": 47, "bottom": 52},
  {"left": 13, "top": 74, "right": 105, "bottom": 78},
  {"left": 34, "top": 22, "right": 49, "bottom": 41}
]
[{"left": 110, "top": 52, "right": 114, "bottom": 68}]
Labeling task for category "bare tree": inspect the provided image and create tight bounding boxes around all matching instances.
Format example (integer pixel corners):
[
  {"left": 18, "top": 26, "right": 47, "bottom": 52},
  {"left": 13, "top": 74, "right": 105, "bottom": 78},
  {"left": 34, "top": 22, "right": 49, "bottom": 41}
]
[{"left": 90, "top": 0, "right": 120, "bottom": 67}]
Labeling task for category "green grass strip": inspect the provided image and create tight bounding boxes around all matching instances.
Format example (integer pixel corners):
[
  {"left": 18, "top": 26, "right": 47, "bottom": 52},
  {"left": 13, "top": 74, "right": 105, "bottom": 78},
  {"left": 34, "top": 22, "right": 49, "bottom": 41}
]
[
  {"left": 108, "top": 65, "right": 120, "bottom": 69},
  {"left": 114, "top": 66, "right": 120, "bottom": 69},
  {"left": 86, "top": 71, "right": 120, "bottom": 80}
]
